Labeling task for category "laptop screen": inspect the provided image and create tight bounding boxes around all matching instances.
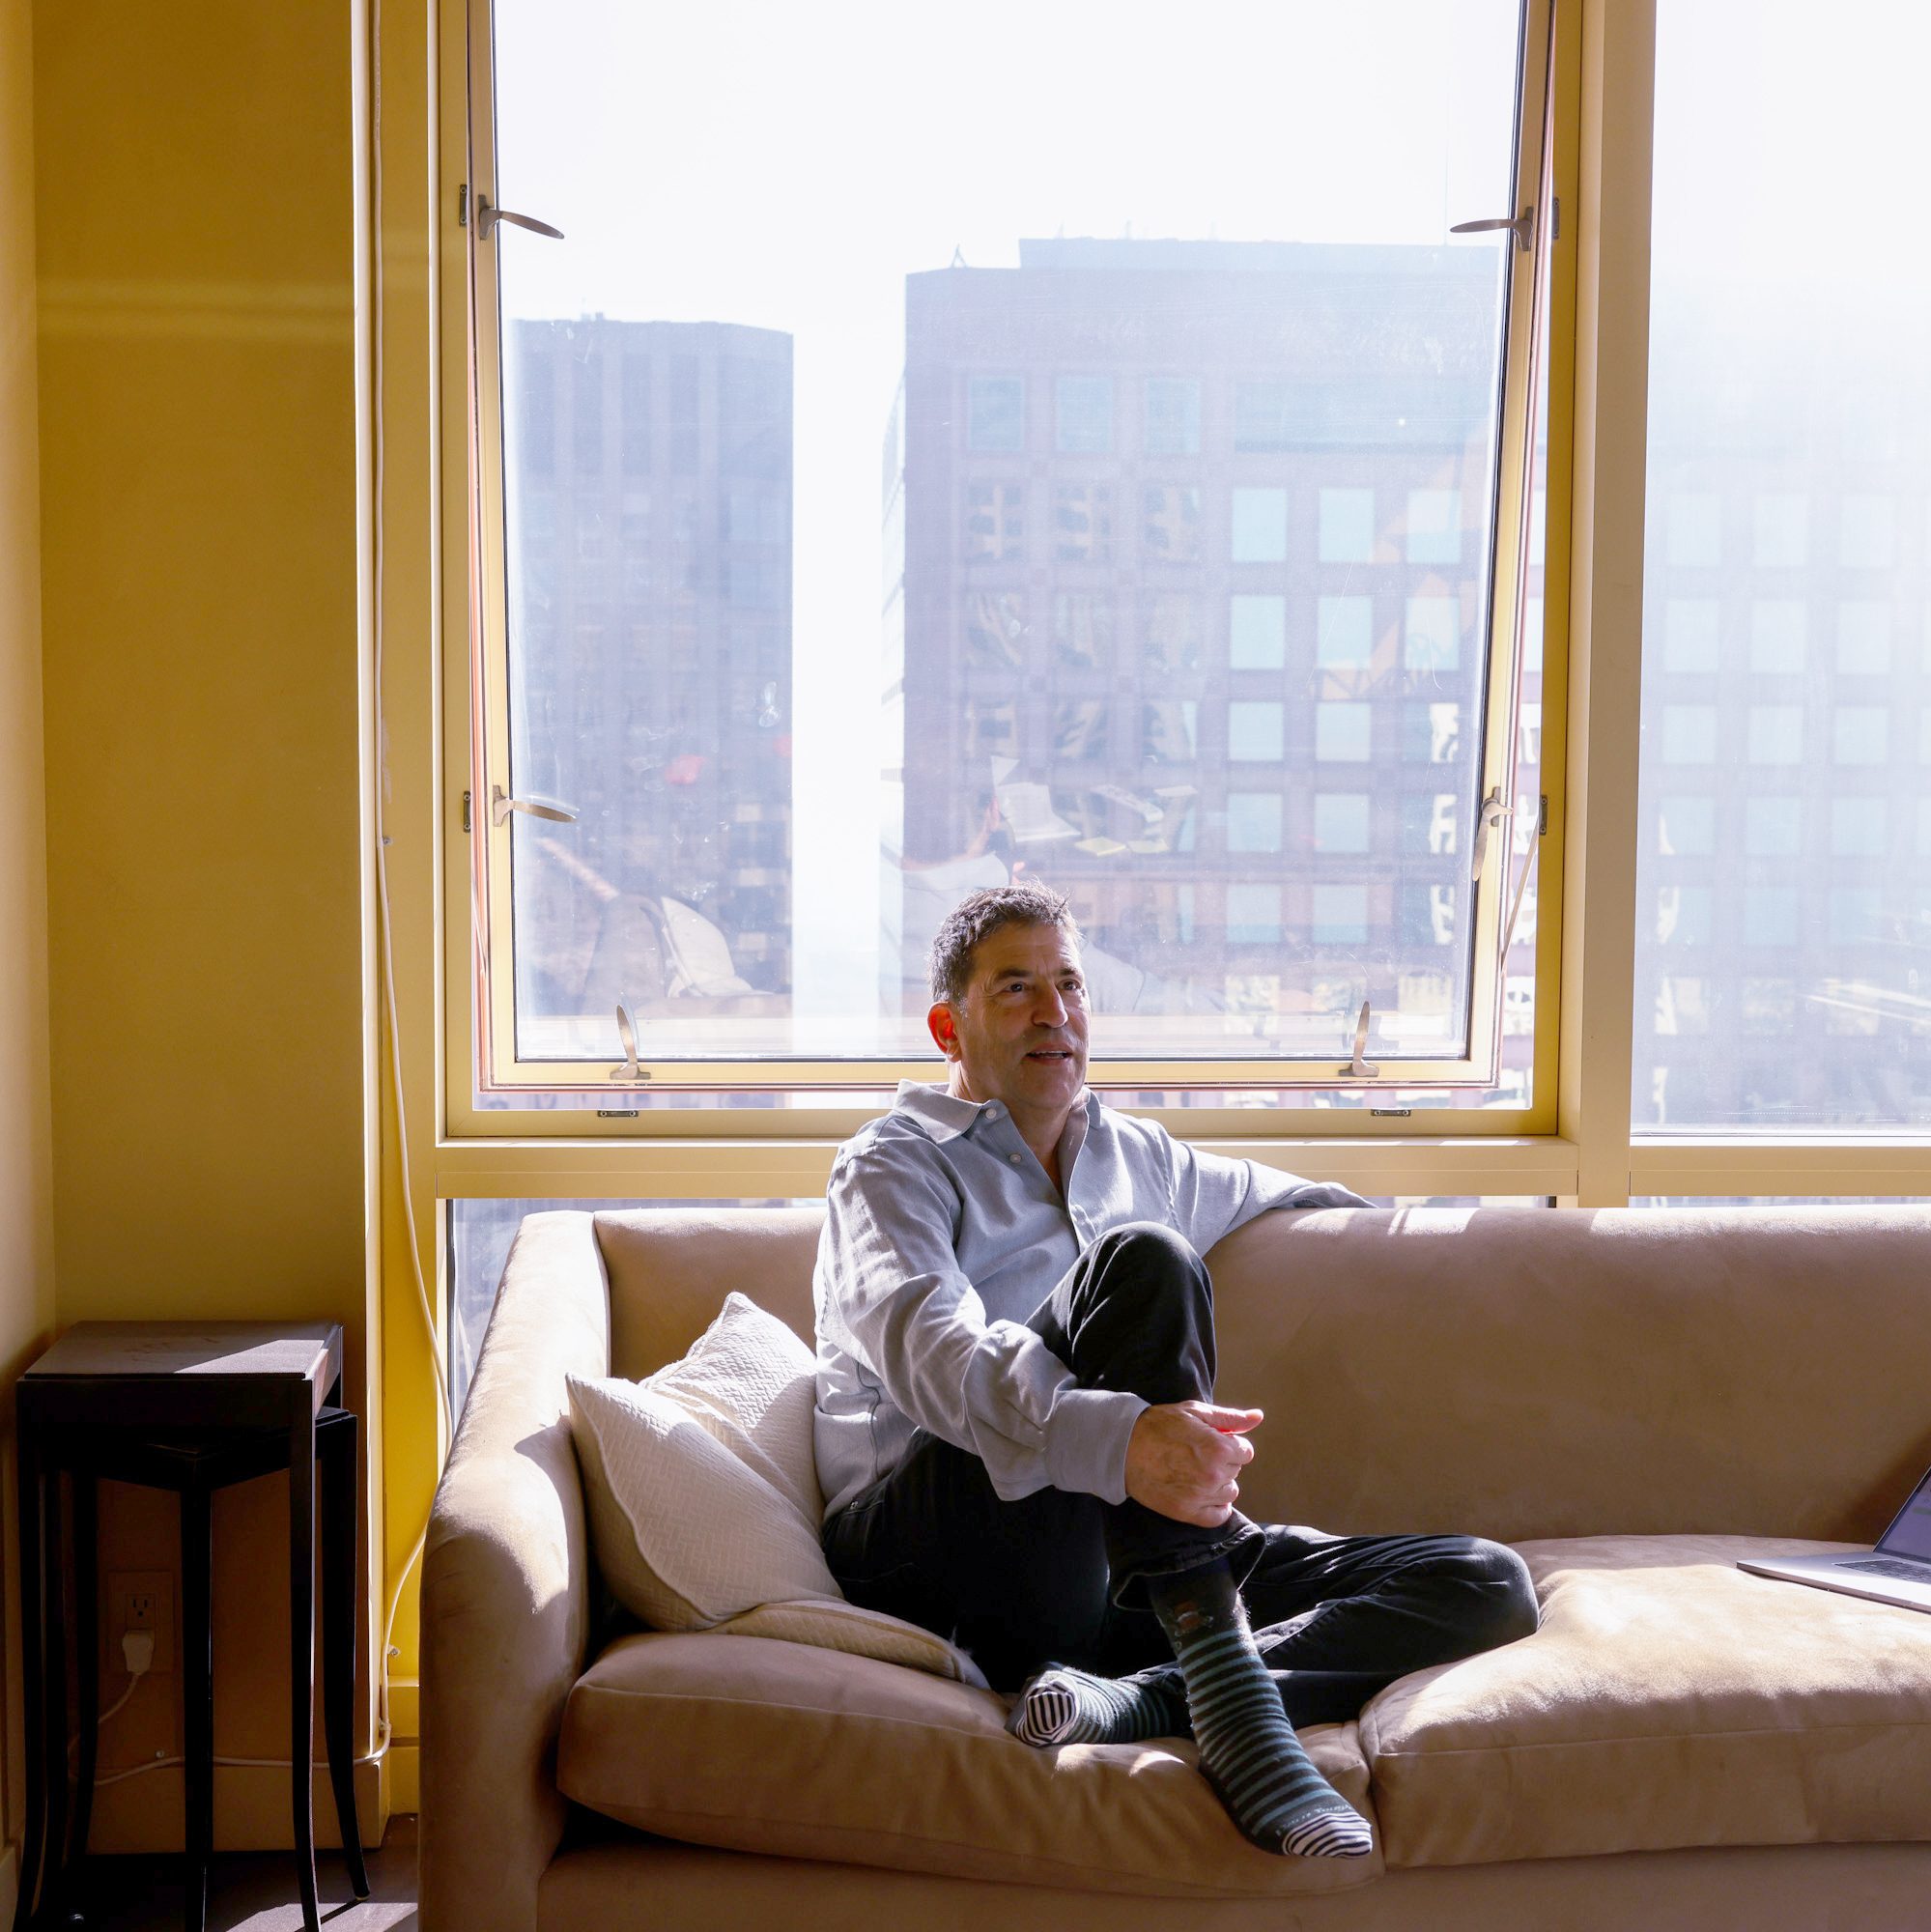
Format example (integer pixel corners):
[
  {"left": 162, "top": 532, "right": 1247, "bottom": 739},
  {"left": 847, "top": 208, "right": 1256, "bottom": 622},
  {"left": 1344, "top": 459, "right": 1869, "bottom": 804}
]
[{"left": 1878, "top": 1468, "right": 1931, "bottom": 1560}]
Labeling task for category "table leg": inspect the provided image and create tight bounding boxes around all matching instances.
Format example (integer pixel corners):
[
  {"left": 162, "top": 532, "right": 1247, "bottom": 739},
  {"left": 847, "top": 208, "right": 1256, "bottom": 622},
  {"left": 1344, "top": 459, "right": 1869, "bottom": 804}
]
[
  {"left": 68, "top": 1473, "right": 99, "bottom": 1882},
  {"left": 182, "top": 1481, "right": 213, "bottom": 1932},
  {"left": 319, "top": 1413, "right": 369, "bottom": 1896},
  {"left": 15, "top": 1426, "right": 47, "bottom": 1931},
  {"left": 42, "top": 1470, "right": 70, "bottom": 1927},
  {"left": 288, "top": 1413, "right": 320, "bottom": 1932}
]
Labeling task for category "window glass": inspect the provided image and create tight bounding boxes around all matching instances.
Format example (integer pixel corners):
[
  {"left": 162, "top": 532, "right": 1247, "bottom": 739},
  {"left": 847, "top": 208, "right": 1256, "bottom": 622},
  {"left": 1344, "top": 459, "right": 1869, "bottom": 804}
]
[
  {"left": 1316, "top": 702, "right": 1373, "bottom": 762},
  {"left": 447, "top": 1199, "right": 809, "bottom": 1417},
  {"left": 1635, "top": 0, "right": 1931, "bottom": 1131},
  {"left": 968, "top": 377, "right": 1025, "bottom": 451},
  {"left": 1662, "top": 597, "right": 1719, "bottom": 672},
  {"left": 1747, "top": 601, "right": 1803, "bottom": 673},
  {"left": 1144, "top": 376, "right": 1202, "bottom": 455},
  {"left": 1404, "top": 489, "right": 1462, "bottom": 563},
  {"left": 1225, "top": 791, "right": 1284, "bottom": 853},
  {"left": 1228, "top": 594, "right": 1287, "bottom": 669},
  {"left": 1318, "top": 487, "right": 1376, "bottom": 564},
  {"left": 1314, "top": 792, "right": 1372, "bottom": 853},
  {"left": 1315, "top": 595, "right": 1374, "bottom": 671},
  {"left": 1658, "top": 796, "right": 1715, "bottom": 855},
  {"left": 1630, "top": 1197, "right": 1920, "bottom": 1208},
  {"left": 1837, "top": 602, "right": 1890, "bottom": 674},
  {"left": 1831, "top": 797, "right": 1885, "bottom": 857},
  {"left": 1229, "top": 700, "right": 1286, "bottom": 761},
  {"left": 1230, "top": 487, "right": 1289, "bottom": 563},
  {"left": 1056, "top": 375, "right": 1114, "bottom": 454},
  {"left": 1403, "top": 595, "right": 1460, "bottom": 671},
  {"left": 484, "top": 0, "right": 1530, "bottom": 1082}
]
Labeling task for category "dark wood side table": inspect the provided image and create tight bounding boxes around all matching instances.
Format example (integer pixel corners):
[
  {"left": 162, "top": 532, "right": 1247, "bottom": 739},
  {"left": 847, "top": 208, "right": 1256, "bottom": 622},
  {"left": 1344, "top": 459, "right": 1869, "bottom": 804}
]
[{"left": 14, "top": 1321, "right": 368, "bottom": 1932}]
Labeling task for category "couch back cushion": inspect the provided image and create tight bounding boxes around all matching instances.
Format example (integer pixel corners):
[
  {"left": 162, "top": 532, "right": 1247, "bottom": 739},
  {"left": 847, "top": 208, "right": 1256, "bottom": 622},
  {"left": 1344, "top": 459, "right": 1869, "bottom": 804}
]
[{"left": 593, "top": 1204, "right": 1931, "bottom": 1546}]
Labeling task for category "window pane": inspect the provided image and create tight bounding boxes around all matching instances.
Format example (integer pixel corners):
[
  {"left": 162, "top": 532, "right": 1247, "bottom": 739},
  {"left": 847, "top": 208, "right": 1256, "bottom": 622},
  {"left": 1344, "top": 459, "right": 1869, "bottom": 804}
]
[
  {"left": 1145, "top": 377, "right": 1202, "bottom": 455},
  {"left": 487, "top": 0, "right": 1527, "bottom": 1077},
  {"left": 1633, "top": 0, "right": 1931, "bottom": 1130},
  {"left": 447, "top": 1199, "right": 809, "bottom": 1417}
]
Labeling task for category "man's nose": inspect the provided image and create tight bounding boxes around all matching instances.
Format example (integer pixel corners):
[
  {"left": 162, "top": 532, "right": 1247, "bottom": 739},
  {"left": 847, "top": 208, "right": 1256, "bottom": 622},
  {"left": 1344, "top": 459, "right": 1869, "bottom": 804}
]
[{"left": 1033, "top": 986, "right": 1068, "bottom": 1026}]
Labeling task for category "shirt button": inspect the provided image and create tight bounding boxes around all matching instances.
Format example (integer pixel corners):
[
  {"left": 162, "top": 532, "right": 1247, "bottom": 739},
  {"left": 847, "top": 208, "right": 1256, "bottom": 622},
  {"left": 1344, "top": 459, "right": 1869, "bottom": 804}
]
[
  {"left": 1008, "top": 1153, "right": 1023, "bottom": 1165},
  {"left": 984, "top": 1104, "right": 1001, "bottom": 1119}
]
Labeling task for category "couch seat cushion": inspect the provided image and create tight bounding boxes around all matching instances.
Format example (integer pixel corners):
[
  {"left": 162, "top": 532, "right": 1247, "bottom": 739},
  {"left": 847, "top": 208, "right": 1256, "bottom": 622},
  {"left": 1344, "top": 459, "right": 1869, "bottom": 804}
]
[
  {"left": 1361, "top": 1534, "right": 1931, "bottom": 1868},
  {"left": 558, "top": 1631, "right": 1383, "bottom": 1897}
]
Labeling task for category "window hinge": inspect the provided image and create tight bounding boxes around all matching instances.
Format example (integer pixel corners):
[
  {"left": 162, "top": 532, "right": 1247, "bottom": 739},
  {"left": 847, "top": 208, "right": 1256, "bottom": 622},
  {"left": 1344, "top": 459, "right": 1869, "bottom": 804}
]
[
  {"left": 473, "top": 193, "right": 565, "bottom": 242},
  {"left": 492, "top": 784, "right": 578, "bottom": 827},
  {"left": 457, "top": 183, "right": 468, "bottom": 228},
  {"left": 611, "top": 1002, "right": 649, "bottom": 1083},
  {"left": 1449, "top": 205, "right": 1533, "bottom": 250},
  {"left": 1538, "top": 792, "right": 1549, "bottom": 838},
  {"left": 461, "top": 788, "right": 471, "bottom": 834},
  {"left": 1469, "top": 786, "right": 1514, "bottom": 883},
  {"left": 1552, "top": 195, "right": 1561, "bottom": 242},
  {"left": 1340, "top": 999, "right": 1380, "bottom": 1080}
]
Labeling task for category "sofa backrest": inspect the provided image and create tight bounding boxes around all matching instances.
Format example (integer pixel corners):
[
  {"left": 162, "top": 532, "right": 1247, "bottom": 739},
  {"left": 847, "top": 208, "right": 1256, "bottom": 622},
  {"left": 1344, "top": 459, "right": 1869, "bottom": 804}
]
[{"left": 591, "top": 1203, "right": 1931, "bottom": 1547}]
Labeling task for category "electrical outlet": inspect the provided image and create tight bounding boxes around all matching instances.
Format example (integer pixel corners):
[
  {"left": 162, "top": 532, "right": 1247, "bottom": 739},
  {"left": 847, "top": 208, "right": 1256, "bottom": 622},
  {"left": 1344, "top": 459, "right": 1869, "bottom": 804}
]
[{"left": 106, "top": 1571, "right": 174, "bottom": 1675}]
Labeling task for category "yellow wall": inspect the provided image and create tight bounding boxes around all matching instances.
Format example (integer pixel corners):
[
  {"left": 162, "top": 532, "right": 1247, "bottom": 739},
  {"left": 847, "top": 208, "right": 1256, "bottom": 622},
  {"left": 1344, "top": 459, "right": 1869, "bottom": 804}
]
[
  {"left": 0, "top": 0, "right": 57, "bottom": 1907},
  {"left": 30, "top": 0, "right": 375, "bottom": 1850}
]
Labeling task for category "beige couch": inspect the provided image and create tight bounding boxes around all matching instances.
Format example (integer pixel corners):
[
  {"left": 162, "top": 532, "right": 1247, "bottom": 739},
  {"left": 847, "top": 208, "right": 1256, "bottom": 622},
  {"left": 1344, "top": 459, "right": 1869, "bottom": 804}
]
[{"left": 421, "top": 1204, "right": 1931, "bottom": 1930}]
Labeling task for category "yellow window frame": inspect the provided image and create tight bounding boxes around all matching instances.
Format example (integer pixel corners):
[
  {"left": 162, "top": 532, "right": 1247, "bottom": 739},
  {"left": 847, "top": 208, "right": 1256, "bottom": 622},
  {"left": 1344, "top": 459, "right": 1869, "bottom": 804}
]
[{"left": 452, "top": 0, "right": 1571, "bottom": 1120}]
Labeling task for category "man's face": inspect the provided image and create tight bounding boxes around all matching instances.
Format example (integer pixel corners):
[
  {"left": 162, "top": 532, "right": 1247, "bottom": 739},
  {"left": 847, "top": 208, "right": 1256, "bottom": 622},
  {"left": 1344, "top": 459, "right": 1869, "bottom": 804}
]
[{"left": 929, "top": 920, "right": 1090, "bottom": 1122}]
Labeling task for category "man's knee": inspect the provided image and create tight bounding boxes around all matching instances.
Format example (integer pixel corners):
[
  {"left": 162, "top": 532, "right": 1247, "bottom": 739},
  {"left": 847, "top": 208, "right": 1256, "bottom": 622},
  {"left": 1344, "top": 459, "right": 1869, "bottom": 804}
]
[
  {"left": 1090, "top": 1219, "right": 1208, "bottom": 1283},
  {"left": 1445, "top": 1537, "right": 1540, "bottom": 1646}
]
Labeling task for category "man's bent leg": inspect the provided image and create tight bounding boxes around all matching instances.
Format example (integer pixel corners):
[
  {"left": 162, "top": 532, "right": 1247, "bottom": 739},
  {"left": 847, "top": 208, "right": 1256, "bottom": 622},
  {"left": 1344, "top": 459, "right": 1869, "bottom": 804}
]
[
  {"left": 1027, "top": 1220, "right": 1265, "bottom": 1602},
  {"left": 1025, "top": 1223, "right": 1369, "bottom": 1858},
  {"left": 822, "top": 1427, "right": 1112, "bottom": 1691},
  {"left": 1236, "top": 1528, "right": 1539, "bottom": 1725},
  {"left": 1023, "top": 1528, "right": 1539, "bottom": 1740}
]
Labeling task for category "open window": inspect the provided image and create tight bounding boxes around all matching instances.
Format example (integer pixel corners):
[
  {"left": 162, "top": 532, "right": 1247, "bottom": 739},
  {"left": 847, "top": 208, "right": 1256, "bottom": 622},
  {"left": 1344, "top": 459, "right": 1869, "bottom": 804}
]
[{"left": 463, "top": 0, "right": 1556, "bottom": 1099}]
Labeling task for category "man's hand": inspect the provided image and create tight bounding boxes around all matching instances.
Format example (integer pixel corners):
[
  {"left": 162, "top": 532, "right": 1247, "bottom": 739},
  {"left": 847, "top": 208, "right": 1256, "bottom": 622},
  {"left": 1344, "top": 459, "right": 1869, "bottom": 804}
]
[{"left": 1124, "top": 1401, "right": 1263, "bottom": 1527}]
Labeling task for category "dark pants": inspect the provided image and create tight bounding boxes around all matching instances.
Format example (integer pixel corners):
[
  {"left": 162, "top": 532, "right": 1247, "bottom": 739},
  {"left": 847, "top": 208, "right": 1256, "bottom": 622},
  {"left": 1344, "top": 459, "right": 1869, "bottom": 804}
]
[{"left": 825, "top": 1222, "right": 1539, "bottom": 1703}]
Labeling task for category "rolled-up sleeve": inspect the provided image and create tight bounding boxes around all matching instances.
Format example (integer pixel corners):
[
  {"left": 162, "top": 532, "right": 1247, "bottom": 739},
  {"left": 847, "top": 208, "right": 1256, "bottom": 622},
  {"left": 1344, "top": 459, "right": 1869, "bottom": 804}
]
[
  {"left": 1162, "top": 1125, "right": 1371, "bottom": 1254},
  {"left": 820, "top": 1138, "right": 1145, "bottom": 1503}
]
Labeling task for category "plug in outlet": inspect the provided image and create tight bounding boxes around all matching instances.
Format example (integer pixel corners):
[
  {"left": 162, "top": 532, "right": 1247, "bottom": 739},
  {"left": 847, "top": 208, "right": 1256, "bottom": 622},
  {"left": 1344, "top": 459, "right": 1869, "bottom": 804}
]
[{"left": 106, "top": 1571, "right": 174, "bottom": 1676}]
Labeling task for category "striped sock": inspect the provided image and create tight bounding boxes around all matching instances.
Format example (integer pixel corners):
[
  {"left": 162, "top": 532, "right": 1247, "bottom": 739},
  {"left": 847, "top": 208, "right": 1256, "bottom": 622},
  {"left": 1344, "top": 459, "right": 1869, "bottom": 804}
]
[
  {"left": 1008, "top": 1662, "right": 1187, "bottom": 1747},
  {"left": 1150, "top": 1561, "right": 1373, "bottom": 1860},
  {"left": 1009, "top": 1610, "right": 1325, "bottom": 1747}
]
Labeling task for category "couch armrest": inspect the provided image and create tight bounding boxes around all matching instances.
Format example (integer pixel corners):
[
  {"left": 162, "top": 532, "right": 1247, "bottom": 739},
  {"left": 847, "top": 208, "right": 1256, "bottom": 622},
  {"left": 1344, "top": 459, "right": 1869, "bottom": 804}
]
[{"left": 420, "top": 1211, "right": 611, "bottom": 1932}]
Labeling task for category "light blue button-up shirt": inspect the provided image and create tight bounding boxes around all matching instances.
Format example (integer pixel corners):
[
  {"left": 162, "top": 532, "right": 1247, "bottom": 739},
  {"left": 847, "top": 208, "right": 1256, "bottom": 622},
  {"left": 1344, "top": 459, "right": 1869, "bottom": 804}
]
[{"left": 812, "top": 1081, "right": 1364, "bottom": 1520}]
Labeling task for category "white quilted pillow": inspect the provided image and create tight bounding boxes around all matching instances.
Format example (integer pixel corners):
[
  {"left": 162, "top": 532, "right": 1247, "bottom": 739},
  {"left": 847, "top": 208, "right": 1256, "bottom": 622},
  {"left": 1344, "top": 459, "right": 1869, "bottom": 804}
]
[{"left": 566, "top": 1293, "right": 983, "bottom": 1686}]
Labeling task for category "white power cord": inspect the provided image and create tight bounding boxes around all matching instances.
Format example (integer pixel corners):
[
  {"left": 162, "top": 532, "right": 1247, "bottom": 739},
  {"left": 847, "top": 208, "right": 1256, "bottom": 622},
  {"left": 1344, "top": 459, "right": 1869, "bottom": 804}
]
[
  {"left": 71, "top": 1630, "right": 156, "bottom": 1757},
  {"left": 85, "top": 1632, "right": 379, "bottom": 1794},
  {"left": 366, "top": 0, "right": 455, "bottom": 1771}
]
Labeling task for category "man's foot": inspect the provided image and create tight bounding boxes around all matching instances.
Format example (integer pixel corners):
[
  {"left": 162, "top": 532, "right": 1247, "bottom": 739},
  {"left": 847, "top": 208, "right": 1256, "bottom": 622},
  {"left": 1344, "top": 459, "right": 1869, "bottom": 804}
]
[
  {"left": 1150, "top": 1560, "right": 1373, "bottom": 1860},
  {"left": 1007, "top": 1662, "right": 1186, "bottom": 1747}
]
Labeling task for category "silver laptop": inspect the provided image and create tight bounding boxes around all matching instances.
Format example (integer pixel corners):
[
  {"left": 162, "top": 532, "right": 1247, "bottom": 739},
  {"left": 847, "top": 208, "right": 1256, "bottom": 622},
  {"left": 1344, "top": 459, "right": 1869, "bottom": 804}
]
[{"left": 1739, "top": 1466, "right": 1931, "bottom": 1613}]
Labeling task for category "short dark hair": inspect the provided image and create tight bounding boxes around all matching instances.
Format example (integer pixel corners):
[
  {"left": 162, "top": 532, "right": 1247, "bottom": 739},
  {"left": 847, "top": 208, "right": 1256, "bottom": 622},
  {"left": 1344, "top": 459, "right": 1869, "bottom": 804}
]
[{"left": 928, "top": 883, "right": 1083, "bottom": 1006}]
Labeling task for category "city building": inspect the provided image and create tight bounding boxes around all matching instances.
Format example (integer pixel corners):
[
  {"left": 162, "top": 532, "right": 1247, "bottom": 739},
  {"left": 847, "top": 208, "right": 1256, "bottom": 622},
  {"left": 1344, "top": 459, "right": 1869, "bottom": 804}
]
[
  {"left": 503, "top": 316, "right": 794, "bottom": 1024},
  {"left": 1635, "top": 311, "right": 1931, "bottom": 1128},
  {"left": 883, "top": 238, "right": 1543, "bottom": 1095}
]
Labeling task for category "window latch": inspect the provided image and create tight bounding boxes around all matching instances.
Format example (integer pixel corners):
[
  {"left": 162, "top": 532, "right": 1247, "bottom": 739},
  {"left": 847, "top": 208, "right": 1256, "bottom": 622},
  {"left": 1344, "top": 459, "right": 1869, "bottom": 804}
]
[
  {"left": 1450, "top": 206, "right": 1534, "bottom": 251},
  {"left": 491, "top": 784, "right": 578, "bottom": 827},
  {"left": 470, "top": 190, "right": 565, "bottom": 242},
  {"left": 611, "top": 1002, "right": 643, "bottom": 1081},
  {"left": 1340, "top": 999, "right": 1379, "bottom": 1080},
  {"left": 1469, "top": 786, "right": 1513, "bottom": 884}
]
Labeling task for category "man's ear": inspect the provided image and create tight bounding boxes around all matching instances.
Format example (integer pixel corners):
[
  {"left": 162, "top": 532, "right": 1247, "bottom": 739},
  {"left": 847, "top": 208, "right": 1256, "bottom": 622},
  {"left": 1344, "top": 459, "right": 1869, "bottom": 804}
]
[{"left": 926, "top": 1001, "right": 960, "bottom": 1059}]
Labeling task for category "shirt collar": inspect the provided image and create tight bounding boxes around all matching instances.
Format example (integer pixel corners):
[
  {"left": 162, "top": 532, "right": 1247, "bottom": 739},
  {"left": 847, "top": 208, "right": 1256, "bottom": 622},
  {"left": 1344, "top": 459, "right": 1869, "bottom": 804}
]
[{"left": 891, "top": 1079, "right": 1096, "bottom": 1147}]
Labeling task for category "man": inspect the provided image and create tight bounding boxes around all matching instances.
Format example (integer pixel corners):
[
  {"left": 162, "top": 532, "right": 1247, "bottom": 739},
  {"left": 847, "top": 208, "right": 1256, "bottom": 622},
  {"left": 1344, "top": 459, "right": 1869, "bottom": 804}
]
[{"left": 813, "top": 882, "right": 1537, "bottom": 1860}]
